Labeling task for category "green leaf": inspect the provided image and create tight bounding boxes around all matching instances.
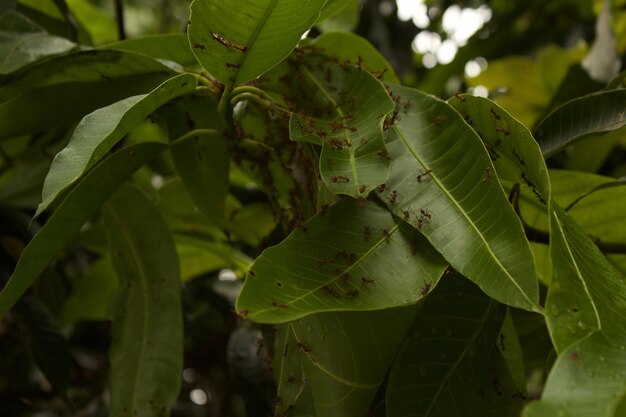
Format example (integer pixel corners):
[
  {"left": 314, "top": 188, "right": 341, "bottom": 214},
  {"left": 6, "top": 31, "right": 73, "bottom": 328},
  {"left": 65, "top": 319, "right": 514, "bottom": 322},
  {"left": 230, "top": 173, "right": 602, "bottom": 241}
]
[
  {"left": 312, "top": 31, "right": 399, "bottom": 83},
  {"left": 386, "top": 273, "right": 524, "bottom": 417},
  {"left": 99, "top": 33, "right": 198, "bottom": 68},
  {"left": 36, "top": 73, "right": 197, "bottom": 217},
  {"left": 236, "top": 198, "right": 447, "bottom": 323},
  {"left": 103, "top": 184, "right": 182, "bottom": 417},
  {"left": 288, "top": 58, "right": 394, "bottom": 196},
  {"left": 545, "top": 204, "right": 626, "bottom": 352},
  {"left": 381, "top": 84, "right": 539, "bottom": 312},
  {"left": 316, "top": 0, "right": 360, "bottom": 33},
  {"left": 291, "top": 306, "right": 419, "bottom": 417},
  {"left": 565, "top": 176, "right": 626, "bottom": 210},
  {"left": 534, "top": 90, "right": 626, "bottom": 157},
  {"left": 448, "top": 94, "right": 550, "bottom": 203},
  {"left": 523, "top": 332, "right": 626, "bottom": 417},
  {"left": 0, "top": 10, "right": 76, "bottom": 74},
  {"left": 188, "top": 0, "right": 326, "bottom": 87},
  {"left": 0, "top": 50, "right": 176, "bottom": 141},
  {"left": 0, "top": 142, "right": 167, "bottom": 320}
]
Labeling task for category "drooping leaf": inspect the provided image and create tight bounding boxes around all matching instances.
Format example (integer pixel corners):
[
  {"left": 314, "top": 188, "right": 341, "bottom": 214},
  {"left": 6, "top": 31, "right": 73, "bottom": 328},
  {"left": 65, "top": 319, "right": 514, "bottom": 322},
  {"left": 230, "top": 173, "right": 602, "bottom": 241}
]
[
  {"left": 99, "top": 33, "right": 198, "bottom": 67},
  {"left": 387, "top": 273, "right": 524, "bottom": 417},
  {"left": 448, "top": 94, "right": 550, "bottom": 203},
  {"left": 316, "top": 0, "right": 360, "bottom": 34},
  {"left": 498, "top": 309, "right": 528, "bottom": 395},
  {"left": 313, "top": 31, "right": 399, "bottom": 83},
  {"left": 0, "top": 50, "right": 176, "bottom": 141},
  {"left": 236, "top": 198, "right": 447, "bottom": 323},
  {"left": 36, "top": 73, "right": 197, "bottom": 217},
  {"left": 381, "top": 84, "right": 539, "bottom": 312},
  {"left": 188, "top": 0, "right": 326, "bottom": 87},
  {"left": 288, "top": 57, "right": 394, "bottom": 196},
  {"left": 291, "top": 306, "right": 419, "bottom": 417},
  {"left": 523, "top": 332, "right": 626, "bottom": 417},
  {"left": 534, "top": 90, "right": 626, "bottom": 157},
  {"left": 545, "top": 204, "right": 626, "bottom": 352},
  {"left": 0, "top": 10, "right": 76, "bottom": 74},
  {"left": 103, "top": 184, "right": 183, "bottom": 417},
  {"left": 0, "top": 142, "right": 167, "bottom": 319}
]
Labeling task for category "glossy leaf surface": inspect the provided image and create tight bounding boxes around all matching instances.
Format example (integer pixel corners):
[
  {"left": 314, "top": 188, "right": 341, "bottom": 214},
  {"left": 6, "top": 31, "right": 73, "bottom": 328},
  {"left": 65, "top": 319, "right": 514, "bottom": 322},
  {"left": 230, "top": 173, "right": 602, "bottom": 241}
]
[
  {"left": 387, "top": 274, "right": 523, "bottom": 417},
  {"left": 236, "top": 198, "right": 447, "bottom": 323},
  {"left": 0, "top": 143, "right": 167, "bottom": 319},
  {"left": 0, "top": 50, "right": 175, "bottom": 140},
  {"left": 104, "top": 184, "right": 182, "bottom": 417},
  {"left": 289, "top": 58, "right": 394, "bottom": 196},
  {"left": 0, "top": 10, "right": 76, "bottom": 74},
  {"left": 36, "top": 73, "right": 196, "bottom": 216},
  {"left": 381, "top": 84, "right": 539, "bottom": 312},
  {"left": 534, "top": 90, "right": 626, "bottom": 157},
  {"left": 100, "top": 33, "right": 198, "bottom": 67},
  {"left": 188, "top": 0, "right": 326, "bottom": 86}
]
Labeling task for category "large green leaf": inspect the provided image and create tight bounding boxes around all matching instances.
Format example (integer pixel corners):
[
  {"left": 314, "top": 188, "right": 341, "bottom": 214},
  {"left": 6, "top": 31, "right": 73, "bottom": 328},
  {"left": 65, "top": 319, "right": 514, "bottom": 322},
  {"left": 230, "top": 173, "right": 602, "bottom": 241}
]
[
  {"left": 381, "top": 84, "right": 539, "bottom": 312},
  {"left": 288, "top": 57, "right": 394, "bottom": 196},
  {"left": 0, "top": 142, "right": 167, "bottom": 319},
  {"left": 545, "top": 204, "right": 626, "bottom": 352},
  {"left": 386, "top": 274, "right": 524, "bottom": 417},
  {"left": 565, "top": 176, "right": 626, "bottom": 210},
  {"left": 289, "top": 306, "right": 419, "bottom": 417},
  {"left": 534, "top": 90, "right": 626, "bottom": 157},
  {"left": 103, "top": 184, "right": 182, "bottom": 417},
  {"left": 0, "top": 10, "right": 76, "bottom": 74},
  {"left": 188, "top": 0, "right": 326, "bottom": 87},
  {"left": 236, "top": 198, "right": 447, "bottom": 323},
  {"left": 448, "top": 94, "right": 550, "bottom": 203},
  {"left": 0, "top": 50, "right": 176, "bottom": 141},
  {"left": 36, "top": 73, "right": 197, "bottom": 217}
]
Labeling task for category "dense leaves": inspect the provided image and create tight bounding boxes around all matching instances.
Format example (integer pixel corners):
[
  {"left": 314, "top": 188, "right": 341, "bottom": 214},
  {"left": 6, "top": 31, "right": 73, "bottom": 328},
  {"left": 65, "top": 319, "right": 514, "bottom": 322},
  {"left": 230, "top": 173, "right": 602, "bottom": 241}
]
[{"left": 0, "top": 1, "right": 625, "bottom": 417}]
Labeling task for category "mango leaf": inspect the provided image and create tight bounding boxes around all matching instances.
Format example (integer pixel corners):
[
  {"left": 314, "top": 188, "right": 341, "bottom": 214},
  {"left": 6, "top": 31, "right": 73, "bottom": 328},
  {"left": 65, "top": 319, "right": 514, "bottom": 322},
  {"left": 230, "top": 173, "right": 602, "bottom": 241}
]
[
  {"left": 449, "top": 94, "right": 550, "bottom": 203},
  {"left": 236, "top": 198, "right": 447, "bottom": 323},
  {"left": 380, "top": 84, "right": 539, "bottom": 312},
  {"left": 0, "top": 10, "right": 76, "bottom": 74},
  {"left": 36, "top": 73, "right": 197, "bottom": 217},
  {"left": 523, "top": 332, "right": 626, "bottom": 417},
  {"left": 0, "top": 142, "right": 167, "bottom": 319},
  {"left": 312, "top": 31, "right": 399, "bottom": 83},
  {"left": 188, "top": 0, "right": 326, "bottom": 87},
  {"left": 0, "top": 50, "right": 176, "bottom": 141},
  {"left": 317, "top": 0, "right": 355, "bottom": 22},
  {"left": 545, "top": 204, "right": 626, "bottom": 352},
  {"left": 290, "top": 306, "right": 419, "bottom": 417},
  {"left": 387, "top": 273, "right": 524, "bottom": 417},
  {"left": 289, "top": 57, "right": 394, "bottom": 196},
  {"left": 534, "top": 89, "right": 626, "bottom": 157},
  {"left": 99, "top": 33, "right": 198, "bottom": 67},
  {"left": 498, "top": 310, "right": 528, "bottom": 395},
  {"left": 316, "top": 0, "right": 360, "bottom": 35},
  {"left": 103, "top": 184, "right": 182, "bottom": 417}
]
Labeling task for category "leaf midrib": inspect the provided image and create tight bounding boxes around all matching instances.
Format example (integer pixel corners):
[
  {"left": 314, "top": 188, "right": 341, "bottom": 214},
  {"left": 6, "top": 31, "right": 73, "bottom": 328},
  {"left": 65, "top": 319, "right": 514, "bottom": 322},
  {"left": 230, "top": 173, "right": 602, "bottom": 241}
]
[{"left": 392, "top": 123, "right": 535, "bottom": 309}]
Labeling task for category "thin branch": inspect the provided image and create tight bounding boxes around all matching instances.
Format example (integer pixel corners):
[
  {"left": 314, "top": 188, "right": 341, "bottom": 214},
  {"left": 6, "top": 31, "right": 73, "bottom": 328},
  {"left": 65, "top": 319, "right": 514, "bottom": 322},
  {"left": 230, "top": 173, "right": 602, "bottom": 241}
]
[
  {"left": 509, "top": 183, "right": 626, "bottom": 254},
  {"left": 113, "top": 0, "right": 126, "bottom": 40}
]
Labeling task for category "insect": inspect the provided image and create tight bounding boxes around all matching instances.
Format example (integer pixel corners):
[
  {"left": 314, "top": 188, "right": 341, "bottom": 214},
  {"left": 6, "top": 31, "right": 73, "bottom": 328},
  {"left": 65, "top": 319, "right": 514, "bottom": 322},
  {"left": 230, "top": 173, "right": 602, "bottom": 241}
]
[
  {"left": 382, "top": 228, "right": 392, "bottom": 241},
  {"left": 211, "top": 32, "right": 247, "bottom": 52},
  {"left": 431, "top": 116, "right": 443, "bottom": 128},
  {"left": 346, "top": 289, "right": 359, "bottom": 298},
  {"left": 420, "top": 282, "right": 431, "bottom": 296},
  {"left": 410, "top": 240, "right": 418, "bottom": 255},
  {"left": 419, "top": 208, "right": 432, "bottom": 219},
  {"left": 489, "top": 107, "right": 501, "bottom": 120},
  {"left": 416, "top": 169, "right": 432, "bottom": 183},
  {"left": 225, "top": 62, "right": 241, "bottom": 69},
  {"left": 192, "top": 43, "right": 205, "bottom": 50},
  {"left": 341, "top": 273, "right": 351, "bottom": 284},
  {"left": 389, "top": 190, "right": 398, "bottom": 204},
  {"left": 383, "top": 110, "right": 400, "bottom": 130},
  {"left": 377, "top": 150, "right": 391, "bottom": 161},
  {"left": 363, "top": 226, "right": 372, "bottom": 241},
  {"left": 330, "top": 175, "right": 350, "bottom": 183},
  {"left": 377, "top": 183, "right": 387, "bottom": 193},
  {"left": 358, "top": 184, "right": 367, "bottom": 194},
  {"left": 296, "top": 342, "right": 311, "bottom": 353},
  {"left": 454, "top": 92, "right": 465, "bottom": 102},
  {"left": 495, "top": 127, "right": 510, "bottom": 136},
  {"left": 361, "top": 276, "right": 375, "bottom": 285},
  {"left": 238, "top": 309, "right": 249, "bottom": 318},
  {"left": 482, "top": 166, "right": 494, "bottom": 183},
  {"left": 272, "top": 301, "right": 288, "bottom": 309},
  {"left": 401, "top": 208, "right": 412, "bottom": 220}
]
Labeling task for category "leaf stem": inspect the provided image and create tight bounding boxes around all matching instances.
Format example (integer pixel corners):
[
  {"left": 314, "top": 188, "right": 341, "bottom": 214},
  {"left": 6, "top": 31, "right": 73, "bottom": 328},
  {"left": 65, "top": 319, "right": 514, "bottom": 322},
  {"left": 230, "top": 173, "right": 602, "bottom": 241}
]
[{"left": 170, "top": 129, "right": 220, "bottom": 146}]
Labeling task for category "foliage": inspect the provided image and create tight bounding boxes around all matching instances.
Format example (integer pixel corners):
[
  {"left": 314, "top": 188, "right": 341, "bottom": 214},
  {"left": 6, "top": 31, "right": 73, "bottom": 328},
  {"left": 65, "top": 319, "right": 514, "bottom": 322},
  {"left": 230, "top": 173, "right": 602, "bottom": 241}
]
[{"left": 0, "top": 1, "right": 625, "bottom": 416}]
